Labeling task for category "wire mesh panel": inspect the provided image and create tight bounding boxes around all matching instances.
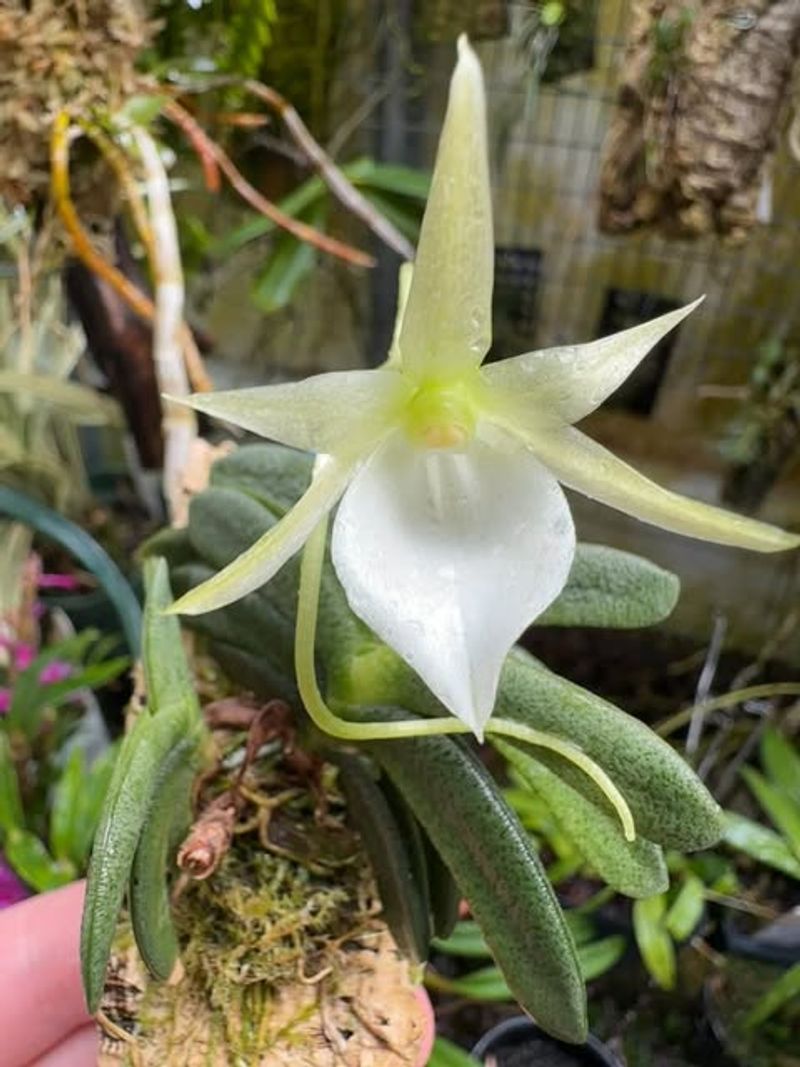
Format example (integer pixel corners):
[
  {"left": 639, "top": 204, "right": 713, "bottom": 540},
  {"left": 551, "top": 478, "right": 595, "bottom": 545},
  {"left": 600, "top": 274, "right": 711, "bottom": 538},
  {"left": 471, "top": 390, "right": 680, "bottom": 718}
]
[{"left": 362, "top": 0, "right": 800, "bottom": 655}]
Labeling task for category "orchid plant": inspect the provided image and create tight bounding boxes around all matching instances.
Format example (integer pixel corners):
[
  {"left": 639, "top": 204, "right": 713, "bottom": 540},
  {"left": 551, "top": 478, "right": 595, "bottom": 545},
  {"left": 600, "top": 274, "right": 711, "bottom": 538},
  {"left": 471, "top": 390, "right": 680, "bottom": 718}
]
[
  {"left": 82, "top": 38, "right": 800, "bottom": 1051},
  {"left": 170, "top": 36, "right": 797, "bottom": 741}
]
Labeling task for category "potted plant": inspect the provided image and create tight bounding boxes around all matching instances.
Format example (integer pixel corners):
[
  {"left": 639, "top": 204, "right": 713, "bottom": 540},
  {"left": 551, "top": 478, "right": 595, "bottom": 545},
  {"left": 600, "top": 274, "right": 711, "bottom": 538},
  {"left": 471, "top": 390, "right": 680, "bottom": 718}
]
[{"left": 81, "top": 37, "right": 799, "bottom": 1064}]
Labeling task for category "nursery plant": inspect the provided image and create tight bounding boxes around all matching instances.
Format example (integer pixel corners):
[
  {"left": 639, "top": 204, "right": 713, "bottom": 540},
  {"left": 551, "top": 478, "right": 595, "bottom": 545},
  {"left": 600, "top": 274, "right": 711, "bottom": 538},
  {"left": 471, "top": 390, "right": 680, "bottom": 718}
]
[
  {"left": 82, "top": 37, "right": 800, "bottom": 1059},
  {"left": 0, "top": 610, "right": 127, "bottom": 899}
]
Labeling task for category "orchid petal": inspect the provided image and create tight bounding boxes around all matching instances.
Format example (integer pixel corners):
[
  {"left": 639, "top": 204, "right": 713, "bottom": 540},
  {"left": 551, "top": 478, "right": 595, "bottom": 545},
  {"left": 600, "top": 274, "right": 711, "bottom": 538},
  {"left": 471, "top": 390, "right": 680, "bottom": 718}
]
[
  {"left": 386, "top": 262, "right": 414, "bottom": 368},
  {"left": 398, "top": 36, "right": 493, "bottom": 380},
  {"left": 331, "top": 433, "right": 575, "bottom": 736},
  {"left": 171, "top": 455, "right": 357, "bottom": 616},
  {"left": 171, "top": 369, "right": 409, "bottom": 456},
  {"left": 517, "top": 422, "right": 800, "bottom": 553},
  {"left": 482, "top": 298, "right": 703, "bottom": 424}
]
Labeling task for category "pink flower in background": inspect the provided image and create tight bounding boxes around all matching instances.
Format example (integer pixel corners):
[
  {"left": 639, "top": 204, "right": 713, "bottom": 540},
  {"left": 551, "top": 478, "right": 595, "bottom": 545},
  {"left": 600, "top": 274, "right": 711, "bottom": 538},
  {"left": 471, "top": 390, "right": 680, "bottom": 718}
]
[
  {"left": 38, "top": 662, "right": 72, "bottom": 686},
  {"left": 0, "top": 636, "right": 35, "bottom": 672},
  {"left": 37, "top": 573, "right": 83, "bottom": 591},
  {"left": 0, "top": 689, "right": 10, "bottom": 715},
  {"left": 0, "top": 855, "right": 29, "bottom": 909}
]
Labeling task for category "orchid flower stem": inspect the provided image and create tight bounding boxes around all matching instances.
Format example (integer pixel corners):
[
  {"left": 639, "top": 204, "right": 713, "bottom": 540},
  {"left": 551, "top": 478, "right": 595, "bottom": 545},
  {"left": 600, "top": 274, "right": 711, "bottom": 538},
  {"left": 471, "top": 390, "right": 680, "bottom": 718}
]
[{"left": 295, "top": 507, "right": 636, "bottom": 842}]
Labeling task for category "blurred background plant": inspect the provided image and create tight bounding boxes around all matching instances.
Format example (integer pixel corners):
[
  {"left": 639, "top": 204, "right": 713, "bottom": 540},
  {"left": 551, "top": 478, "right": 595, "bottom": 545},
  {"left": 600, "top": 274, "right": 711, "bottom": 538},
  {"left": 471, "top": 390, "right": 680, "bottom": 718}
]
[{"left": 0, "top": 549, "right": 127, "bottom": 905}]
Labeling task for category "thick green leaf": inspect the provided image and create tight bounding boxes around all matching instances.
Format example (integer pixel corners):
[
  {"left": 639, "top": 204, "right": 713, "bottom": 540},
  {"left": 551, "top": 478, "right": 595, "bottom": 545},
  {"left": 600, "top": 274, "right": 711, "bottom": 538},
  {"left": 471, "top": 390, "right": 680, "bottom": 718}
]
[
  {"left": 744, "top": 960, "right": 800, "bottom": 1029},
  {"left": 355, "top": 707, "right": 587, "bottom": 1043},
  {"left": 497, "top": 741, "right": 668, "bottom": 898},
  {"left": 138, "top": 526, "right": 196, "bottom": 571},
  {"left": 81, "top": 710, "right": 197, "bottom": 1010},
  {"left": 536, "top": 544, "right": 680, "bottom": 629},
  {"left": 129, "top": 741, "right": 196, "bottom": 981},
  {"left": 0, "top": 487, "right": 141, "bottom": 653},
  {"left": 5, "top": 827, "right": 74, "bottom": 892},
  {"left": 142, "top": 557, "right": 199, "bottom": 717},
  {"left": 722, "top": 812, "right": 800, "bottom": 879},
  {"left": 428, "top": 1037, "right": 480, "bottom": 1067},
  {"left": 73, "top": 745, "right": 118, "bottom": 870},
  {"left": 434, "top": 920, "right": 490, "bottom": 959},
  {"left": 170, "top": 561, "right": 296, "bottom": 684},
  {"left": 432, "top": 965, "right": 512, "bottom": 1002},
  {"left": 665, "top": 874, "right": 705, "bottom": 941},
  {"left": 578, "top": 935, "right": 626, "bottom": 981},
  {"left": 333, "top": 750, "right": 431, "bottom": 964},
  {"left": 0, "top": 731, "right": 23, "bottom": 834},
  {"left": 251, "top": 203, "right": 324, "bottom": 313},
  {"left": 364, "top": 648, "right": 722, "bottom": 852},
  {"left": 760, "top": 729, "right": 800, "bottom": 805},
  {"left": 424, "top": 832, "right": 461, "bottom": 941},
  {"left": 209, "top": 442, "right": 313, "bottom": 514},
  {"left": 81, "top": 562, "right": 205, "bottom": 1011},
  {"left": 50, "top": 748, "right": 86, "bottom": 866},
  {"left": 633, "top": 894, "right": 676, "bottom": 990},
  {"left": 742, "top": 767, "right": 800, "bottom": 862}
]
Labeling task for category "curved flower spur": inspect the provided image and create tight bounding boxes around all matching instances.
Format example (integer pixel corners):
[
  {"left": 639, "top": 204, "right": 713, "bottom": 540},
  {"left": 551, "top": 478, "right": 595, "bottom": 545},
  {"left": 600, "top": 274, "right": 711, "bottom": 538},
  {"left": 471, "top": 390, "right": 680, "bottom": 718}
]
[{"left": 170, "top": 37, "right": 799, "bottom": 750}]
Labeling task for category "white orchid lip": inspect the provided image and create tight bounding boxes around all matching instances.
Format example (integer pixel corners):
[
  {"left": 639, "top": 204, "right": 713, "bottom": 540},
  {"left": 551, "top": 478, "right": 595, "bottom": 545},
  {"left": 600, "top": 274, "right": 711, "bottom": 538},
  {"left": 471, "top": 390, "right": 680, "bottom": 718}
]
[{"left": 169, "top": 36, "right": 799, "bottom": 737}]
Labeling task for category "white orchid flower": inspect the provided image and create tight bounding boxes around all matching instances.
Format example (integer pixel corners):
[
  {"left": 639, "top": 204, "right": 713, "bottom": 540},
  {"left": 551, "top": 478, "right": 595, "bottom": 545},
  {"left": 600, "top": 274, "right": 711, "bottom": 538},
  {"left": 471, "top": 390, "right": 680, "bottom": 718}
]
[{"left": 170, "top": 37, "right": 799, "bottom": 738}]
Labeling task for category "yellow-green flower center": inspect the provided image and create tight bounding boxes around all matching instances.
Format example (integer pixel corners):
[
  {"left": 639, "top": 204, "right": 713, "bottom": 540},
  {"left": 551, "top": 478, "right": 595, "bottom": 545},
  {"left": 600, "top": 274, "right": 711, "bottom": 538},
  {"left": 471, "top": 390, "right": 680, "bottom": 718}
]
[{"left": 403, "top": 378, "right": 479, "bottom": 449}]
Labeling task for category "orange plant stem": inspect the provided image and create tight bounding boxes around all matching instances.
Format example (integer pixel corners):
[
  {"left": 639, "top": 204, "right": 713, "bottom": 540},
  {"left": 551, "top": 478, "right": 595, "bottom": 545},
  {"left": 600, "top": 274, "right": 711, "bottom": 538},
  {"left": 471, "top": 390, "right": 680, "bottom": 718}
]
[
  {"left": 50, "top": 112, "right": 212, "bottom": 393},
  {"left": 164, "top": 100, "right": 375, "bottom": 268}
]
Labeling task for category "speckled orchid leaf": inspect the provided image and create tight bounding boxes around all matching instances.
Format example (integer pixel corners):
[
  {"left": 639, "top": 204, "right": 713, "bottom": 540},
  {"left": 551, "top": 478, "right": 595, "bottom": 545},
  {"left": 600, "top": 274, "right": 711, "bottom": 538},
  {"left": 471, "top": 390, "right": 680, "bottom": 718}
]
[
  {"left": 497, "top": 740, "right": 669, "bottom": 898},
  {"left": 536, "top": 543, "right": 680, "bottom": 628}
]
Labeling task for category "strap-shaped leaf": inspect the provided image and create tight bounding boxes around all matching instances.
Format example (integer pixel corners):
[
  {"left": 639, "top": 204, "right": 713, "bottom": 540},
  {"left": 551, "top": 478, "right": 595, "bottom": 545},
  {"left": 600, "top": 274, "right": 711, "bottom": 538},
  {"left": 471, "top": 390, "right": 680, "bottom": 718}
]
[
  {"left": 129, "top": 739, "right": 197, "bottom": 980},
  {"left": 0, "top": 731, "right": 23, "bottom": 833},
  {"left": 760, "top": 728, "right": 800, "bottom": 806},
  {"left": 632, "top": 894, "right": 676, "bottom": 990},
  {"left": 494, "top": 651, "right": 722, "bottom": 851},
  {"left": 365, "top": 648, "right": 722, "bottom": 852},
  {"left": 424, "top": 832, "right": 461, "bottom": 940},
  {"left": 741, "top": 766, "right": 800, "bottom": 861},
  {"left": 722, "top": 812, "right": 800, "bottom": 879},
  {"left": 187, "top": 487, "right": 301, "bottom": 619},
  {"left": 536, "top": 543, "right": 679, "bottom": 629},
  {"left": 142, "top": 557, "right": 197, "bottom": 717},
  {"left": 81, "top": 708, "right": 199, "bottom": 1010},
  {"left": 185, "top": 484, "right": 365, "bottom": 669},
  {"left": 333, "top": 749, "right": 431, "bottom": 963},
  {"left": 496, "top": 740, "right": 668, "bottom": 898},
  {"left": 171, "top": 561, "right": 296, "bottom": 679},
  {"left": 81, "top": 560, "right": 205, "bottom": 1012},
  {"left": 210, "top": 442, "right": 313, "bottom": 514},
  {"left": 353, "top": 706, "right": 587, "bottom": 1044}
]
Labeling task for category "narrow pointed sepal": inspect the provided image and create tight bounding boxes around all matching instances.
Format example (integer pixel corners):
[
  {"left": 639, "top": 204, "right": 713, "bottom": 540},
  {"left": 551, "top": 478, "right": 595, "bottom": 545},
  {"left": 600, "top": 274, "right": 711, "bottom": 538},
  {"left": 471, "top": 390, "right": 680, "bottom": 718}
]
[
  {"left": 169, "top": 455, "right": 356, "bottom": 616},
  {"left": 483, "top": 297, "right": 704, "bottom": 424},
  {"left": 167, "top": 368, "right": 408, "bottom": 456},
  {"left": 518, "top": 423, "right": 800, "bottom": 553},
  {"left": 398, "top": 36, "right": 494, "bottom": 380}
]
